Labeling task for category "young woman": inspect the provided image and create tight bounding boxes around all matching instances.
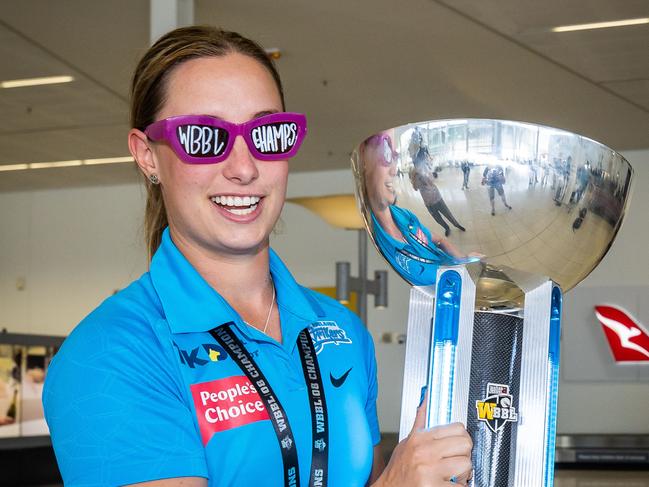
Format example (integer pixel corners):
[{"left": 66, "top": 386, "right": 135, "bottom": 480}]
[{"left": 43, "top": 26, "right": 472, "bottom": 486}]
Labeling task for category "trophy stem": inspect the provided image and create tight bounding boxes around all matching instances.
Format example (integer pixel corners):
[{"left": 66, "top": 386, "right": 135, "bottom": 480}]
[{"left": 399, "top": 264, "right": 562, "bottom": 487}]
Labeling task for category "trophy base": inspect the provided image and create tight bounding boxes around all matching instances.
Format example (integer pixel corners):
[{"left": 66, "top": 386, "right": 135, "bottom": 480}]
[{"left": 399, "top": 262, "right": 561, "bottom": 487}]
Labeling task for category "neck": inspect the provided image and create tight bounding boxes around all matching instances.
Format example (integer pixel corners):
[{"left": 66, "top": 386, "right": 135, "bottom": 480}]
[
  {"left": 374, "top": 206, "right": 404, "bottom": 241},
  {"left": 170, "top": 229, "right": 274, "bottom": 312},
  {"left": 168, "top": 228, "right": 281, "bottom": 341}
]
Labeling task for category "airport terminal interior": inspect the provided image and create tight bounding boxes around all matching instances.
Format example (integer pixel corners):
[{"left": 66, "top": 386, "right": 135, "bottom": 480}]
[{"left": 1, "top": 1, "right": 648, "bottom": 485}]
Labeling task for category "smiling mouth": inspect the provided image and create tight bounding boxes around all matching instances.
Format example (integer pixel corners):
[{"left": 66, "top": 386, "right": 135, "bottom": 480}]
[{"left": 210, "top": 195, "right": 262, "bottom": 216}]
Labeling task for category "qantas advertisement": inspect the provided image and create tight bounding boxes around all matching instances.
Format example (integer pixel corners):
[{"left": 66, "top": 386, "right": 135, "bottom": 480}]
[{"left": 594, "top": 305, "right": 649, "bottom": 364}]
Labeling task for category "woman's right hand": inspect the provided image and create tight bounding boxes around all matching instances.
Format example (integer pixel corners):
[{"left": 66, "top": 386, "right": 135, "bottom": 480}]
[{"left": 373, "top": 400, "right": 473, "bottom": 486}]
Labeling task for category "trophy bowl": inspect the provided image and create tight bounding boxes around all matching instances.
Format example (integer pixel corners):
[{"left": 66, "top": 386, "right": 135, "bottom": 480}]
[{"left": 351, "top": 119, "right": 633, "bottom": 295}]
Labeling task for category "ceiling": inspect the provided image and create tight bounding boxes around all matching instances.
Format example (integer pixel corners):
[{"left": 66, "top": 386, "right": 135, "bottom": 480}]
[{"left": 0, "top": 0, "right": 647, "bottom": 191}]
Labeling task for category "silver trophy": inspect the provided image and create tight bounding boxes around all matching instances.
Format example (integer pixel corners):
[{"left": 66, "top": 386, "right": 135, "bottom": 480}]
[{"left": 351, "top": 119, "right": 633, "bottom": 486}]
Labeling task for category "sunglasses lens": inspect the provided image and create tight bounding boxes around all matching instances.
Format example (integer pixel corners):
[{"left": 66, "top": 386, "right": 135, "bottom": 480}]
[
  {"left": 176, "top": 124, "right": 230, "bottom": 159},
  {"left": 250, "top": 121, "right": 299, "bottom": 156},
  {"left": 382, "top": 138, "right": 393, "bottom": 165}
]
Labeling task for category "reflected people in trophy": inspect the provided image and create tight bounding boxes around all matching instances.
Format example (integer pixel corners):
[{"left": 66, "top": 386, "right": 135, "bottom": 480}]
[
  {"left": 410, "top": 141, "right": 466, "bottom": 236},
  {"left": 552, "top": 155, "right": 572, "bottom": 206},
  {"left": 527, "top": 160, "right": 539, "bottom": 187},
  {"left": 569, "top": 161, "right": 590, "bottom": 205},
  {"left": 540, "top": 158, "right": 550, "bottom": 187},
  {"left": 461, "top": 161, "right": 471, "bottom": 190},
  {"left": 482, "top": 165, "right": 512, "bottom": 216},
  {"left": 359, "top": 130, "right": 478, "bottom": 286}
]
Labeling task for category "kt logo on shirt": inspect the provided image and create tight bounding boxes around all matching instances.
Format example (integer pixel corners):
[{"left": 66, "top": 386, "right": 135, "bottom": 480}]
[{"left": 173, "top": 342, "right": 229, "bottom": 368}]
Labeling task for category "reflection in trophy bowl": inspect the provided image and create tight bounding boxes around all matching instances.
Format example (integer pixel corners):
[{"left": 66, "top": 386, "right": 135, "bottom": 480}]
[
  {"left": 475, "top": 273, "right": 525, "bottom": 310},
  {"left": 351, "top": 119, "right": 633, "bottom": 293}
]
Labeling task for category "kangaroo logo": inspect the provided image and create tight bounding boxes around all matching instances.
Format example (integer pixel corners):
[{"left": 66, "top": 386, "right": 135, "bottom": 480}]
[{"left": 595, "top": 305, "right": 649, "bottom": 363}]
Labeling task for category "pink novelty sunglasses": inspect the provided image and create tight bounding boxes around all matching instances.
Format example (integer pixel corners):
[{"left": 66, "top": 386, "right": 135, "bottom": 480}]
[
  {"left": 365, "top": 133, "right": 397, "bottom": 167},
  {"left": 144, "top": 112, "right": 307, "bottom": 164}
]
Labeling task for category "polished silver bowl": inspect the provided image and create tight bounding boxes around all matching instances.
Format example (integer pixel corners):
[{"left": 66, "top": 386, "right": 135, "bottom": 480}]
[{"left": 351, "top": 119, "right": 633, "bottom": 293}]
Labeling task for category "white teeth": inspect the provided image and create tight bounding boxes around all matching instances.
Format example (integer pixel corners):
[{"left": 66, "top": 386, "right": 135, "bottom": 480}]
[
  {"left": 211, "top": 195, "right": 261, "bottom": 211},
  {"left": 228, "top": 204, "right": 258, "bottom": 215}
]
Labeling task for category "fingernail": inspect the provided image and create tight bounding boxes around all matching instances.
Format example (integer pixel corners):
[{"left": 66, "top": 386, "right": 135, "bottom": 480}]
[{"left": 419, "top": 385, "right": 428, "bottom": 407}]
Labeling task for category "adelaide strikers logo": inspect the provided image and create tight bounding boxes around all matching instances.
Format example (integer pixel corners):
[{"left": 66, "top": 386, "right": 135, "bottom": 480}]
[
  {"left": 475, "top": 383, "right": 518, "bottom": 433},
  {"left": 308, "top": 321, "right": 352, "bottom": 354}
]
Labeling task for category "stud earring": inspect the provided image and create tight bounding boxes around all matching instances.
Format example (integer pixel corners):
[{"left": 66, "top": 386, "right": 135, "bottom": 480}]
[{"left": 148, "top": 174, "right": 160, "bottom": 185}]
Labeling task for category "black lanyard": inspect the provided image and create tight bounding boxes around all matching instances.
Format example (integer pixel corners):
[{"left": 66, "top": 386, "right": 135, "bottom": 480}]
[{"left": 210, "top": 324, "right": 329, "bottom": 487}]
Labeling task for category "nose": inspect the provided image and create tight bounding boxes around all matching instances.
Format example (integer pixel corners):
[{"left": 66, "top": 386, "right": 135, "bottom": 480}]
[{"left": 221, "top": 135, "right": 259, "bottom": 184}]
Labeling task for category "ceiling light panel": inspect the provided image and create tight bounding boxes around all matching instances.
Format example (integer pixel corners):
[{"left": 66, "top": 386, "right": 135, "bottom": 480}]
[
  {"left": 552, "top": 17, "right": 649, "bottom": 33},
  {"left": 0, "top": 156, "right": 133, "bottom": 171},
  {"left": 0, "top": 75, "right": 75, "bottom": 88}
]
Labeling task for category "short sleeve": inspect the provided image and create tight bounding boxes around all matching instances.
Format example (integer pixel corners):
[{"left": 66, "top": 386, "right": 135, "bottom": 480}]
[
  {"left": 43, "top": 313, "right": 208, "bottom": 486},
  {"left": 361, "top": 320, "right": 381, "bottom": 446}
]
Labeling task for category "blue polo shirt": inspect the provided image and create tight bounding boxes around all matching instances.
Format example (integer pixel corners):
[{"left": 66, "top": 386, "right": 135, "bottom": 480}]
[
  {"left": 372, "top": 206, "right": 478, "bottom": 286},
  {"left": 372, "top": 205, "right": 450, "bottom": 286},
  {"left": 43, "top": 229, "right": 380, "bottom": 486}
]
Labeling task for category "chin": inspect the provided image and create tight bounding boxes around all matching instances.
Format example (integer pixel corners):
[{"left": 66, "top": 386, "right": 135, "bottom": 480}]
[{"left": 214, "top": 232, "right": 270, "bottom": 255}]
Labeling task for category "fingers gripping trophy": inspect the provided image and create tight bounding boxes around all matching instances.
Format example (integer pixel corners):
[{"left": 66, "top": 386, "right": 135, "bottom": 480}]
[{"left": 351, "top": 120, "right": 633, "bottom": 486}]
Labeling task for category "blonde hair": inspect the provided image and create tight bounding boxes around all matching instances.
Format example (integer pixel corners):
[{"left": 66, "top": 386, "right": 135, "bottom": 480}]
[{"left": 130, "top": 25, "right": 285, "bottom": 260}]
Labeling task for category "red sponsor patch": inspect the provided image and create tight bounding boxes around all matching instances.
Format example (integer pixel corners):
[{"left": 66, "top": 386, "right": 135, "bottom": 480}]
[
  {"left": 190, "top": 375, "right": 269, "bottom": 445},
  {"left": 415, "top": 227, "right": 429, "bottom": 245}
]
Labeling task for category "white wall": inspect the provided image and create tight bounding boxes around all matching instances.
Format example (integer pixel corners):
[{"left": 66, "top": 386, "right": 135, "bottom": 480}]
[
  {"left": 1, "top": 148, "right": 648, "bottom": 434},
  {"left": 0, "top": 184, "right": 148, "bottom": 335}
]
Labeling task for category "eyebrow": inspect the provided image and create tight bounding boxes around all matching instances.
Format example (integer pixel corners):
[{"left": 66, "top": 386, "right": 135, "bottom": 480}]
[
  {"left": 199, "top": 109, "right": 280, "bottom": 121},
  {"left": 252, "top": 109, "right": 280, "bottom": 119}
]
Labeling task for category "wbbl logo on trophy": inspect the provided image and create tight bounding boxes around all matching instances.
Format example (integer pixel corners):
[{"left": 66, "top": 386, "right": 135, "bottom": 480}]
[{"left": 476, "top": 383, "right": 518, "bottom": 433}]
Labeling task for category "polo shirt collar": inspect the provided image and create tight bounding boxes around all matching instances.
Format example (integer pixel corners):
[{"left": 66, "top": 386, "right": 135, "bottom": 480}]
[{"left": 150, "top": 228, "right": 319, "bottom": 339}]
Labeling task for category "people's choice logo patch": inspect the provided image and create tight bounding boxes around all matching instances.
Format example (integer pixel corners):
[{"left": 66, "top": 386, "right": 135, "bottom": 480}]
[
  {"left": 475, "top": 383, "right": 518, "bottom": 433},
  {"left": 309, "top": 321, "right": 352, "bottom": 354},
  {"left": 191, "top": 375, "right": 269, "bottom": 445}
]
